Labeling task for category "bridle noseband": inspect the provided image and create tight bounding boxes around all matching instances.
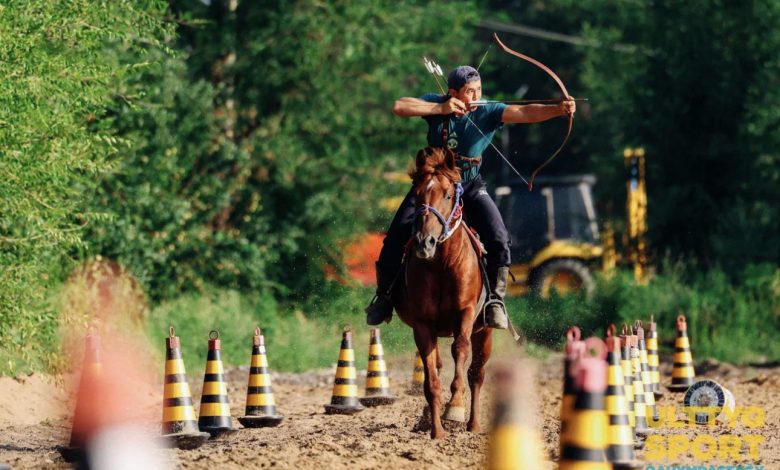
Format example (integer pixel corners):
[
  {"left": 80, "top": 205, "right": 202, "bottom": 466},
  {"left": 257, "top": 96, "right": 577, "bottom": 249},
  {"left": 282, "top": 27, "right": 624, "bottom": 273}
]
[{"left": 414, "top": 182, "right": 464, "bottom": 244}]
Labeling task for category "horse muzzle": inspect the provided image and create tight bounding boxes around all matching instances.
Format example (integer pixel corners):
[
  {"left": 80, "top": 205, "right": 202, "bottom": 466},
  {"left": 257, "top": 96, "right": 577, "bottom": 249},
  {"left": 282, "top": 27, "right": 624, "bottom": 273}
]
[{"left": 413, "top": 232, "right": 437, "bottom": 260}]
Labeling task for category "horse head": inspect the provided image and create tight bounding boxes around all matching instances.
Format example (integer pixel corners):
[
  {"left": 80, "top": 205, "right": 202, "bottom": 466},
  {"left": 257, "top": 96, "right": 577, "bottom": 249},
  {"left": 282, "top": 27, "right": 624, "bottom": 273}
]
[{"left": 410, "top": 147, "right": 463, "bottom": 260}]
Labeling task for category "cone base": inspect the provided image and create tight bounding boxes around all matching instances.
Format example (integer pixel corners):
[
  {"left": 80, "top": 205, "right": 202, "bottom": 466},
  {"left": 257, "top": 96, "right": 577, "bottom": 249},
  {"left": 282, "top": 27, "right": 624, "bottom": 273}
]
[
  {"left": 160, "top": 431, "right": 211, "bottom": 450},
  {"left": 359, "top": 395, "right": 397, "bottom": 407},
  {"left": 200, "top": 426, "right": 240, "bottom": 439},
  {"left": 667, "top": 382, "right": 694, "bottom": 392},
  {"left": 612, "top": 460, "right": 645, "bottom": 470},
  {"left": 237, "top": 414, "right": 284, "bottom": 428},
  {"left": 56, "top": 445, "right": 85, "bottom": 463},
  {"left": 324, "top": 403, "right": 364, "bottom": 415}
]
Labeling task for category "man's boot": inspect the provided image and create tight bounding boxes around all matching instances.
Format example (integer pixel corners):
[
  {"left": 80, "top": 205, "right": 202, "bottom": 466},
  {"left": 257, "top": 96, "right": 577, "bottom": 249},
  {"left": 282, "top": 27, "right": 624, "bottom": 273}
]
[
  {"left": 484, "top": 265, "right": 509, "bottom": 329},
  {"left": 365, "top": 263, "right": 394, "bottom": 325}
]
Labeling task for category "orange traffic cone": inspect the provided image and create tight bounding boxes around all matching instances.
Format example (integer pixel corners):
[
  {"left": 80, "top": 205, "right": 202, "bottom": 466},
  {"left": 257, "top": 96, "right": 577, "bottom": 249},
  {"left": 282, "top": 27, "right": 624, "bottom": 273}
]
[
  {"left": 629, "top": 332, "right": 650, "bottom": 436},
  {"left": 605, "top": 327, "right": 643, "bottom": 470},
  {"left": 197, "top": 330, "right": 238, "bottom": 437},
  {"left": 160, "top": 327, "right": 209, "bottom": 449},
  {"left": 360, "top": 328, "right": 397, "bottom": 407},
  {"left": 58, "top": 327, "right": 103, "bottom": 462},
  {"left": 487, "top": 360, "right": 548, "bottom": 470},
  {"left": 668, "top": 315, "right": 696, "bottom": 392},
  {"left": 558, "top": 337, "right": 610, "bottom": 470},
  {"left": 619, "top": 324, "right": 636, "bottom": 432},
  {"left": 646, "top": 316, "right": 663, "bottom": 399},
  {"left": 324, "top": 329, "right": 364, "bottom": 414},
  {"left": 238, "top": 327, "right": 284, "bottom": 428}
]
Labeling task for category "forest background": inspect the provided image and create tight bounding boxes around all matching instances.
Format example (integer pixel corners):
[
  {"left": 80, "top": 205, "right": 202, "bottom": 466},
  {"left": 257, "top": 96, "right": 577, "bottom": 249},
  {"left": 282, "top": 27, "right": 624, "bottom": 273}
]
[{"left": 1, "top": 0, "right": 778, "bottom": 374}]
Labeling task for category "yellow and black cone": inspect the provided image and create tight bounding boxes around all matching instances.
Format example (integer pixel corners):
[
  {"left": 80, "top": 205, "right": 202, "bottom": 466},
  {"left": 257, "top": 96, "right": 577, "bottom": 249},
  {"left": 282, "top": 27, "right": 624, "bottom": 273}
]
[
  {"left": 487, "top": 360, "right": 548, "bottom": 470},
  {"left": 646, "top": 316, "right": 663, "bottom": 399},
  {"left": 238, "top": 327, "right": 284, "bottom": 428},
  {"left": 160, "top": 326, "right": 209, "bottom": 450},
  {"left": 360, "top": 328, "right": 397, "bottom": 407},
  {"left": 629, "top": 333, "right": 650, "bottom": 436},
  {"left": 198, "top": 330, "right": 239, "bottom": 437},
  {"left": 634, "top": 322, "right": 659, "bottom": 422},
  {"left": 558, "top": 337, "right": 610, "bottom": 470},
  {"left": 668, "top": 315, "right": 696, "bottom": 392},
  {"left": 407, "top": 351, "right": 425, "bottom": 395},
  {"left": 619, "top": 325, "right": 636, "bottom": 432},
  {"left": 605, "top": 328, "right": 643, "bottom": 470},
  {"left": 560, "top": 326, "right": 586, "bottom": 447},
  {"left": 324, "top": 329, "right": 364, "bottom": 414},
  {"left": 58, "top": 327, "right": 104, "bottom": 462}
]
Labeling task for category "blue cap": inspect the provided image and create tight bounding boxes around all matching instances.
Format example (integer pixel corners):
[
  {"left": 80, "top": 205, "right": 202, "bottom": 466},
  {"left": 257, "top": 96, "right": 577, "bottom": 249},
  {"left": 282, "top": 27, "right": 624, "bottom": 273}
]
[{"left": 447, "top": 65, "right": 480, "bottom": 91}]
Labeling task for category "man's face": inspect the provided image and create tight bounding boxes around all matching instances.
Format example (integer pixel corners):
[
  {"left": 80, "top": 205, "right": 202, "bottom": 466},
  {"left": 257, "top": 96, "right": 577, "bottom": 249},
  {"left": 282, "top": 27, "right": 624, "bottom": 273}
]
[{"left": 450, "top": 80, "right": 482, "bottom": 108}]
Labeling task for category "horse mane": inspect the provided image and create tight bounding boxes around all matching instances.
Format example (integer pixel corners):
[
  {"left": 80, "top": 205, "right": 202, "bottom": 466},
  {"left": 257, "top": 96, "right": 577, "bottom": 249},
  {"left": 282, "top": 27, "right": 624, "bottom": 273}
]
[{"left": 409, "top": 147, "right": 461, "bottom": 185}]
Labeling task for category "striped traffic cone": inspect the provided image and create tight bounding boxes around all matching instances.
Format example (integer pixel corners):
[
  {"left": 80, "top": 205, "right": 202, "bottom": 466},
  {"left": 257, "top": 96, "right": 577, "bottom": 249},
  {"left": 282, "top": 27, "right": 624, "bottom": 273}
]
[
  {"left": 407, "top": 351, "right": 425, "bottom": 395},
  {"left": 558, "top": 337, "right": 610, "bottom": 470},
  {"left": 360, "top": 328, "right": 397, "bottom": 407},
  {"left": 668, "top": 315, "right": 696, "bottom": 392},
  {"left": 58, "top": 327, "right": 103, "bottom": 462},
  {"left": 487, "top": 360, "right": 547, "bottom": 470},
  {"left": 629, "top": 333, "right": 650, "bottom": 436},
  {"left": 646, "top": 316, "right": 663, "bottom": 399},
  {"left": 619, "top": 325, "right": 636, "bottom": 432},
  {"left": 560, "top": 326, "right": 586, "bottom": 443},
  {"left": 605, "top": 328, "right": 643, "bottom": 470},
  {"left": 238, "top": 327, "right": 284, "bottom": 428},
  {"left": 198, "top": 330, "right": 238, "bottom": 437},
  {"left": 160, "top": 327, "right": 209, "bottom": 449},
  {"left": 324, "top": 329, "right": 364, "bottom": 414},
  {"left": 634, "top": 322, "right": 659, "bottom": 422}
]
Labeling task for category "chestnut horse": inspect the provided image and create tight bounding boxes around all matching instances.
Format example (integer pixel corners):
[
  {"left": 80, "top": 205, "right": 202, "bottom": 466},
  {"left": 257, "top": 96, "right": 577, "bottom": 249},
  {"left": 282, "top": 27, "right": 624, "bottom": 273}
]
[{"left": 393, "top": 147, "right": 492, "bottom": 439}]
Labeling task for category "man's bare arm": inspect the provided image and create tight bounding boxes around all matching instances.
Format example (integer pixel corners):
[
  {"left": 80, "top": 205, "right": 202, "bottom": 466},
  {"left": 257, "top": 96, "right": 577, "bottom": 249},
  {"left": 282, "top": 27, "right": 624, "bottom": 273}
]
[
  {"left": 392, "top": 97, "right": 468, "bottom": 117},
  {"left": 501, "top": 100, "right": 575, "bottom": 124}
]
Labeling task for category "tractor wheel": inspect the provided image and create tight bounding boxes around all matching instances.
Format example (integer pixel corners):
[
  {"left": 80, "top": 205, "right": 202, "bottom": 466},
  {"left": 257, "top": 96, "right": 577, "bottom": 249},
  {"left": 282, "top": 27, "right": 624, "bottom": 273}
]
[{"left": 531, "top": 259, "right": 595, "bottom": 298}]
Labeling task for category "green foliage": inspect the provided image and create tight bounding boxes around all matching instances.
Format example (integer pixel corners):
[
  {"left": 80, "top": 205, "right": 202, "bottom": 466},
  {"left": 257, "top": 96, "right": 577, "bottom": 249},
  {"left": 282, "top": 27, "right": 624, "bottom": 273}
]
[
  {"left": 0, "top": 0, "right": 172, "bottom": 374},
  {"left": 558, "top": 0, "right": 780, "bottom": 269},
  {"left": 507, "top": 263, "right": 780, "bottom": 363}
]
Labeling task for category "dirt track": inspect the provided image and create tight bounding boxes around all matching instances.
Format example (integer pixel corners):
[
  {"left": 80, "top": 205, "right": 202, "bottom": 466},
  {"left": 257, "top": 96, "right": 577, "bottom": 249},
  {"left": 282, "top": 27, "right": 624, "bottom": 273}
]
[{"left": 2, "top": 350, "right": 779, "bottom": 469}]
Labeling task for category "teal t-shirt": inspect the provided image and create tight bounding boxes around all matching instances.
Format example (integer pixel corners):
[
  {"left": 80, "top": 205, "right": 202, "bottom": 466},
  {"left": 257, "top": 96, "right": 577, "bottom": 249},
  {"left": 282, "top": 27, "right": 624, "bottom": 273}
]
[{"left": 420, "top": 93, "right": 507, "bottom": 182}]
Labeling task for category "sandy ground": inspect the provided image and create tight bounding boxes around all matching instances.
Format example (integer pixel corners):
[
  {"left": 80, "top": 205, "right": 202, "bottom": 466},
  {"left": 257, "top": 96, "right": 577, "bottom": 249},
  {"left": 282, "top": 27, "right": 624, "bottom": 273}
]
[{"left": 1, "top": 350, "right": 779, "bottom": 469}]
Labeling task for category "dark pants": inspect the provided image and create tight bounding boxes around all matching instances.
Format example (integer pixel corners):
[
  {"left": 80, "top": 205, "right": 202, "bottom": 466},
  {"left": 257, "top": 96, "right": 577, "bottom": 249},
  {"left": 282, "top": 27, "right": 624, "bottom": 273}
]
[{"left": 377, "top": 174, "right": 511, "bottom": 277}]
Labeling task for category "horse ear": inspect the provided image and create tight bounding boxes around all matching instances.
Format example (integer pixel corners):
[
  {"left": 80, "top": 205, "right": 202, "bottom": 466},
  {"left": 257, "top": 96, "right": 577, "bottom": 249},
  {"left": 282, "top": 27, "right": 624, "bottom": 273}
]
[
  {"left": 415, "top": 147, "right": 431, "bottom": 171},
  {"left": 444, "top": 148, "right": 456, "bottom": 170}
]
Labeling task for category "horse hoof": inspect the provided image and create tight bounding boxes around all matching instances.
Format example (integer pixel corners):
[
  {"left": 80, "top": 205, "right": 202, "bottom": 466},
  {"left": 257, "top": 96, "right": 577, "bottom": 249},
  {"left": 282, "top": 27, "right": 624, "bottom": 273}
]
[{"left": 442, "top": 405, "right": 466, "bottom": 422}]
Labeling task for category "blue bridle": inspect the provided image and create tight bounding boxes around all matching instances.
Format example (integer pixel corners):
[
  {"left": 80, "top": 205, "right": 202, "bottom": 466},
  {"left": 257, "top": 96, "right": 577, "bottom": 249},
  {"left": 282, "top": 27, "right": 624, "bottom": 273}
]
[{"left": 414, "top": 182, "right": 464, "bottom": 243}]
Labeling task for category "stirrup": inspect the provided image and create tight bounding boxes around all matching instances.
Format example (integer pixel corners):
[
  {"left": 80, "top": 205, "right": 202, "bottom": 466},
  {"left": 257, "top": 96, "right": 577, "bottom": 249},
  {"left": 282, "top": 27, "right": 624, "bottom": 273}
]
[{"left": 482, "top": 297, "right": 508, "bottom": 329}]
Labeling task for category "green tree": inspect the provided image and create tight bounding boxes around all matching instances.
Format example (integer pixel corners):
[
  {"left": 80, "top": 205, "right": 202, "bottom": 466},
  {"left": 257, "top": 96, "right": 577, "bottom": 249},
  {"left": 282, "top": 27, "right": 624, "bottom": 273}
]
[{"left": 0, "top": 0, "right": 172, "bottom": 372}]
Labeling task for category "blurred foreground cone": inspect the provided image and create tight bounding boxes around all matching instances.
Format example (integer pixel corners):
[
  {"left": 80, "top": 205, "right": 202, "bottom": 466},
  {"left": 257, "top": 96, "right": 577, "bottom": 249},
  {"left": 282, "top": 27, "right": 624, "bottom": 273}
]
[
  {"left": 629, "top": 332, "right": 650, "bottom": 436},
  {"left": 668, "top": 315, "right": 696, "bottom": 392},
  {"left": 645, "top": 316, "right": 663, "bottom": 399},
  {"left": 197, "top": 330, "right": 238, "bottom": 437},
  {"left": 605, "top": 327, "right": 643, "bottom": 470},
  {"left": 407, "top": 351, "right": 425, "bottom": 395},
  {"left": 634, "top": 322, "right": 659, "bottom": 422},
  {"left": 618, "top": 325, "right": 636, "bottom": 432},
  {"left": 360, "top": 328, "right": 397, "bottom": 406},
  {"left": 238, "top": 327, "right": 284, "bottom": 428},
  {"left": 487, "top": 360, "right": 547, "bottom": 470},
  {"left": 160, "top": 327, "right": 209, "bottom": 449},
  {"left": 324, "top": 328, "right": 364, "bottom": 414},
  {"left": 560, "top": 325, "right": 586, "bottom": 455},
  {"left": 58, "top": 327, "right": 103, "bottom": 462},
  {"left": 558, "top": 337, "right": 611, "bottom": 470}
]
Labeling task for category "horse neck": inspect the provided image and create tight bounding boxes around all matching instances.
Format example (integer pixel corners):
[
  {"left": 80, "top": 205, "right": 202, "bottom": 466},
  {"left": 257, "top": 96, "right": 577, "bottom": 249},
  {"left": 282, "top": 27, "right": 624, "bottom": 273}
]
[{"left": 438, "top": 224, "right": 471, "bottom": 268}]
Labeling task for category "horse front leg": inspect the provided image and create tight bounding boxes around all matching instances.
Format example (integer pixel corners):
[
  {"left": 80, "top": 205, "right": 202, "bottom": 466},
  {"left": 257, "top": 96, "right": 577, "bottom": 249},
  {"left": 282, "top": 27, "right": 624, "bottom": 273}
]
[
  {"left": 467, "top": 327, "right": 493, "bottom": 433},
  {"left": 443, "top": 307, "right": 474, "bottom": 423},
  {"left": 413, "top": 327, "right": 446, "bottom": 439}
]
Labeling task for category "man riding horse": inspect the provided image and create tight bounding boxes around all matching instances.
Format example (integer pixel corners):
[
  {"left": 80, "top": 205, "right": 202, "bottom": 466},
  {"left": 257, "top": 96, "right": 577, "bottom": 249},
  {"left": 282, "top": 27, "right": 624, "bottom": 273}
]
[{"left": 366, "top": 65, "right": 576, "bottom": 328}]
